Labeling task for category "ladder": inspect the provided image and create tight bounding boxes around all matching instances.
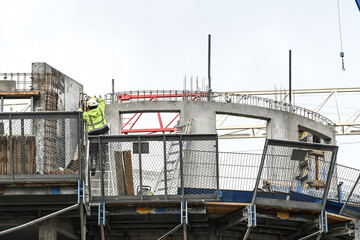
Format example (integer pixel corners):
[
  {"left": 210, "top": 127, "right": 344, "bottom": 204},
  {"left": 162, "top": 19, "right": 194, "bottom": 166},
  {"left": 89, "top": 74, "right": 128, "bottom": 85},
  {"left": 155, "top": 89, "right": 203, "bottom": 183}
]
[{"left": 153, "top": 119, "right": 192, "bottom": 194}]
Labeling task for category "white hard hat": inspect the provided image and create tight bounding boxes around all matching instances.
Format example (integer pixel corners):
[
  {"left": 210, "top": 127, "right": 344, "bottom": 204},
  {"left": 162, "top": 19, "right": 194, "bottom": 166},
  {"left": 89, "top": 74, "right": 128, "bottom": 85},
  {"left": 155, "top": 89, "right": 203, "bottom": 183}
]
[{"left": 87, "top": 98, "right": 99, "bottom": 107}]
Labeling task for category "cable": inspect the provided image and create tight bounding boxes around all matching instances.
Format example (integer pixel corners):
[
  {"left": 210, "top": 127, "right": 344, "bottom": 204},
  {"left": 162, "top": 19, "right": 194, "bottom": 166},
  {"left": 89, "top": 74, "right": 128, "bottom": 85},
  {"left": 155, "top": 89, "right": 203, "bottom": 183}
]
[{"left": 337, "top": 0, "right": 346, "bottom": 71}]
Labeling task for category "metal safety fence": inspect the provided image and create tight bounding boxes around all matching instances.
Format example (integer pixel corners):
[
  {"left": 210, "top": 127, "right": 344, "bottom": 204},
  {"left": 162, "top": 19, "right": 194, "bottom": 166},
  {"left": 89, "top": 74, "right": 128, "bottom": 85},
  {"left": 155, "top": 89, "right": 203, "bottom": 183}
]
[
  {"left": 251, "top": 139, "right": 338, "bottom": 211},
  {"left": 87, "top": 134, "right": 219, "bottom": 202},
  {"left": 0, "top": 111, "right": 84, "bottom": 182},
  {"left": 218, "top": 151, "right": 360, "bottom": 210}
]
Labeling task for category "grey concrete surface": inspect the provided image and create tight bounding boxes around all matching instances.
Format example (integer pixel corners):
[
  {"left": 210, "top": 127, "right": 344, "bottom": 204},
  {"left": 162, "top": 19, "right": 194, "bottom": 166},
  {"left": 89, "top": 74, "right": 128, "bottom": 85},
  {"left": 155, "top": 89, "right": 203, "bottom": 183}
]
[{"left": 0, "top": 80, "right": 16, "bottom": 92}]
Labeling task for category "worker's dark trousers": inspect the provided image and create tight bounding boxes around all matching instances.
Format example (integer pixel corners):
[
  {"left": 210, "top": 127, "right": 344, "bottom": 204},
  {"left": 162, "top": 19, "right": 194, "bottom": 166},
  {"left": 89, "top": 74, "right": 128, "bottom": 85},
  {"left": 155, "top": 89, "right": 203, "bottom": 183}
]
[
  {"left": 88, "top": 125, "right": 110, "bottom": 170},
  {"left": 89, "top": 142, "right": 107, "bottom": 168}
]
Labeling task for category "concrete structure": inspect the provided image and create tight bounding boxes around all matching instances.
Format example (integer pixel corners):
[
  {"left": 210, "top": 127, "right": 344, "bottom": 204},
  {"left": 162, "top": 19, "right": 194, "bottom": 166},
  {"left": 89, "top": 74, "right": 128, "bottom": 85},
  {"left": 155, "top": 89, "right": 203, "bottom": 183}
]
[
  {"left": 106, "top": 101, "right": 335, "bottom": 142},
  {"left": 0, "top": 80, "right": 16, "bottom": 92},
  {"left": 32, "top": 62, "right": 83, "bottom": 111},
  {"left": 1, "top": 64, "right": 360, "bottom": 240}
]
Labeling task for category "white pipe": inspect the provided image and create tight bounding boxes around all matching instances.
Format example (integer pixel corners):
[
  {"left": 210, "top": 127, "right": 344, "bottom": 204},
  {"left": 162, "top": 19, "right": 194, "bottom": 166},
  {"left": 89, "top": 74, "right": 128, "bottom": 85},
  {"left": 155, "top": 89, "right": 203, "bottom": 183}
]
[{"left": 0, "top": 203, "right": 79, "bottom": 236}]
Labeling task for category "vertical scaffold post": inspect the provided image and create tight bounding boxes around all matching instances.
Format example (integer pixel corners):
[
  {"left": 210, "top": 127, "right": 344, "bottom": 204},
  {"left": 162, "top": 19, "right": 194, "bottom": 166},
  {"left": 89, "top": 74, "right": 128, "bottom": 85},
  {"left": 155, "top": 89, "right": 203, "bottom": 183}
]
[
  {"left": 99, "top": 137, "right": 105, "bottom": 202},
  {"left": 98, "top": 202, "right": 106, "bottom": 240},
  {"left": 179, "top": 135, "right": 184, "bottom": 198},
  {"left": 163, "top": 136, "right": 168, "bottom": 200},
  {"left": 9, "top": 114, "right": 14, "bottom": 180},
  {"left": 138, "top": 137, "right": 143, "bottom": 201}
]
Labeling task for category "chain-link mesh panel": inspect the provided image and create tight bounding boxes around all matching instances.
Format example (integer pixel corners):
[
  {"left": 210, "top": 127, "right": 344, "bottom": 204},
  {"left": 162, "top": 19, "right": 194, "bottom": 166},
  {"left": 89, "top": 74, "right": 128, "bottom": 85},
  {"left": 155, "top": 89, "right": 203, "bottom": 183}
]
[
  {"left": 346, "top": 181, "right": 360, "bottom": 208},
  {"left": 256, "top": 143, "right": 336, "bottom": 203},
  {"left": 183, "top": 140, "right": 217, "bottom": 194},
  {"left": 326, "top": 164, "right": 360, "bottom": 204},
  {"left": 219, "top": 152, "right": 261, "bottom": 191},
  {"left": 0, "top": 112, "right": 82, "bottom": 179},
  {"left": 89, "top": 135, "right": 219, "bottom": 200}
]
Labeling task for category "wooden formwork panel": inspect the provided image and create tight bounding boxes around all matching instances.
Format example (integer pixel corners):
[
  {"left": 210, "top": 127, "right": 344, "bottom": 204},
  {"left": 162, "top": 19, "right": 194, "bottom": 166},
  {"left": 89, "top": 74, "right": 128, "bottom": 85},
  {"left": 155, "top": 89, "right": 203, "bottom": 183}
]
[{"left": 0, "top": 136, "right": 36, "bottom": 175}]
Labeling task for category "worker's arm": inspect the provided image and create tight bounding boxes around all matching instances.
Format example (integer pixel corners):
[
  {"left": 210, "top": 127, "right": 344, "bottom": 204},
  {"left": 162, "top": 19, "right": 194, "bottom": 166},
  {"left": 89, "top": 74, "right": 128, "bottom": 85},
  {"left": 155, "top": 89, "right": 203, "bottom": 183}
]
[{"left": 96, "top": 97, "right": 105, "bottom": 112}]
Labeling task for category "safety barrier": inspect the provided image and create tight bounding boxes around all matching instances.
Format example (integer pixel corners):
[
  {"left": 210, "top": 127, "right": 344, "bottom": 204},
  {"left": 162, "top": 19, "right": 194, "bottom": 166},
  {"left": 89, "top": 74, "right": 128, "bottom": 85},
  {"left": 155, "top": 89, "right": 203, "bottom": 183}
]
[
  {"left": 0, "top": 111, "right": 84, "bottom": 183},
  {"left": 88, "top": 134, "right": 220, "bottom": 202}
]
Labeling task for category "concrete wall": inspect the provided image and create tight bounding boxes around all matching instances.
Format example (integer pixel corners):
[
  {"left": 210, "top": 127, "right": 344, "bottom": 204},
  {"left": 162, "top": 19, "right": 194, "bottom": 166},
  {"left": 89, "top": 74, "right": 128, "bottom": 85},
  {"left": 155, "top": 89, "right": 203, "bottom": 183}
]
[
  {"left": 0, "top": 80, "right": 16, "bottom": 92},
  {"left": 106, "top": 101, "right": 335, "bottom": 142},
  {"left": 32, "top": 62, "right": 83, "bottom": 111},
  {"left": 31, "top": 63, "right": 83, "bottom": 172}
]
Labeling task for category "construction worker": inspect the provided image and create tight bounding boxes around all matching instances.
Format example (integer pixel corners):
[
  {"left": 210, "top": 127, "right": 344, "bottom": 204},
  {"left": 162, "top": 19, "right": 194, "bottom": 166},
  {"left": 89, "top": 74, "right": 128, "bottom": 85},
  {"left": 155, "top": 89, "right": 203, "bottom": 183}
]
[{"left": 79, "top": 96, "right": 109, "bottom": 176}]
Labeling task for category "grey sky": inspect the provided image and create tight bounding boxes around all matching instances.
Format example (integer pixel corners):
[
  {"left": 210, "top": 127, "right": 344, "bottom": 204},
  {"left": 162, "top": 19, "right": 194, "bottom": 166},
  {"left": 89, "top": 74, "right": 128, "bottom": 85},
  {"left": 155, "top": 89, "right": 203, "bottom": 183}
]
[{"left": 1, "top": 0, "right": 360, "bottom": 166}]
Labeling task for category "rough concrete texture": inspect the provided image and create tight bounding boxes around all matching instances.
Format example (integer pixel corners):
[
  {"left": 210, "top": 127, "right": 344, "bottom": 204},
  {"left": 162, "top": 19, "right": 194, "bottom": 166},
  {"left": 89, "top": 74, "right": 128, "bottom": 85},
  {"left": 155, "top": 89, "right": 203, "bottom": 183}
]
[
  {"left": 106, "top": 101, "right": 335, "bottom": 142},
  {"left": 32, "top": 62, "right": 83, "bottom": 111},
  {"left": 0, "top": 80, "right": 16, "bottom": 92},
  {"left": 32, "top": 63, "right": 83, "bottom": 172}
]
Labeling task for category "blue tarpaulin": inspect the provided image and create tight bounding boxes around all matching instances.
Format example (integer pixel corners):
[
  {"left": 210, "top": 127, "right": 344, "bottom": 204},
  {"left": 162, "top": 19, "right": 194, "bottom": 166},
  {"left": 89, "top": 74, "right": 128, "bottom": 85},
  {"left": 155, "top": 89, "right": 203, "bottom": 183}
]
[{"left": 356, "top": 0, "right": 360, "bottom": 12}]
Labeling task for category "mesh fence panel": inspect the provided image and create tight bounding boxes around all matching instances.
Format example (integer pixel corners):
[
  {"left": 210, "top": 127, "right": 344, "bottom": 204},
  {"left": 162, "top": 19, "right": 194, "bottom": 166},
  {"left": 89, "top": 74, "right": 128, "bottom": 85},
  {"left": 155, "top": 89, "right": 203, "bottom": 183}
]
[
  {"left": 327, "top": 164, "right": 360, "bottom": 204},
  {"left": 256, "top": 144, "right": 335, "bottom": 203},
  {"left": 219, "top": 152, "right": 261, "bottom": 191},
  {"left": 0, "top": 112, "right": 82, "bottom": 179},
  {"left": 183, "top": 140, "right": 217, "bottom": 194},
  {"left": 89, "top": 135, "right": 218, "bottom": 200}
]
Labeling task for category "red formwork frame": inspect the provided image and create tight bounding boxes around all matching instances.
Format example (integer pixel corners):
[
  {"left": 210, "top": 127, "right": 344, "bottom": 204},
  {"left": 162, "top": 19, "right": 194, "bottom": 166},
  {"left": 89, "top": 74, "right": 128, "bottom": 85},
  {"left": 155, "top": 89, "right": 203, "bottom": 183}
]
[{"left": 119, "top": 91, "right": 207, "bottom": 134}]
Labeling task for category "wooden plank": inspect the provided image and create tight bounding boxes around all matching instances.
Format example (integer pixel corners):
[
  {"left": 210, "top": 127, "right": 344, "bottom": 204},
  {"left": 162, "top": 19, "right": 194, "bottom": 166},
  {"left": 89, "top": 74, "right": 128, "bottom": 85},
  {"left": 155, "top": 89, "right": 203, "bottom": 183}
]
[
  {"left": 327, "top": 212, "right": 356, "bottom": 222},
  {"left": 123, "top": 151, "right": 134, "bottom": 196},
  {"left": 206, "top": 202, "right": 250, "bottom": 207},
  {"left": 114, "top": 151, "right": 126, "bottom": 195},
  {"left": 0, "top": 91, "right": 40, "bottom": 99}
]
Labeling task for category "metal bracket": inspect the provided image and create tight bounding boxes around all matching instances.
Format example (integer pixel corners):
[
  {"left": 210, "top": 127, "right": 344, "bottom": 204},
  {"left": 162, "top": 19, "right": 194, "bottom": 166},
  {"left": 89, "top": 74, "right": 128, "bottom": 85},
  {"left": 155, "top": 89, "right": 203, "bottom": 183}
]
[
  {"left": 245, "top": 204, "right": 256, "bottom": 228},
  {"left": 98, "top": 202, "right": 106, "bottom": 227},
  {"left": 181, "top": 201, "right": 188, "bottom": 225},
  {"left": 243, "top": 204, "right": 256, "bottom": 240},
  {"left": 319, "top": 210, "right": 328, "bottom": 233},
  {"left": 78, "top": 180, "right": 86, "bottom": 204}
]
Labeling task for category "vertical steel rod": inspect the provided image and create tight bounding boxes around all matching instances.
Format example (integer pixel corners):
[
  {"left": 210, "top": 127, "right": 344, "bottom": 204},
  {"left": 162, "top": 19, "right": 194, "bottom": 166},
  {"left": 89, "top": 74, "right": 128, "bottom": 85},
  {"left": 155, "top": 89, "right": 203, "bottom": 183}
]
[
  {"left": 99, "top": 137, "right": 105, "bottom": 202},
  {"left": 100, "top": 222, "right": 105, "bottom": 240},
  {"left": 215, "top": 137, "right": 220, "bottom": 200},
  {"left": 289, "top": 50, "right": 292, "bottom": 104},
  {"left": 138, "top": 137, "right": 143, "bottom": 201},
  {"left": 21, "top": 119, "right": 25, "bottom": 174},
  {"left": 183, "top": 222, "right": 188, "bottom": 240},
  {"left": 112, "top": 78, "right": 115, "bottom": 104},
  {"left": 9, "top": 114, "right": 14, "bottom": 180},
  {"left": 163, "top": 136, "right": 168, "bottom": 200},
  {"left": 179, "top": 135, "right": 184, "bottom": 198},
  {"left": 78, "top": 113, "right": 83, "bottom": 179},
  {"left": 208, "top": 34, "right": 211, "bottom": 101},
  {"left": 80, "top": 201, "right": 86, "bottom": 240}
]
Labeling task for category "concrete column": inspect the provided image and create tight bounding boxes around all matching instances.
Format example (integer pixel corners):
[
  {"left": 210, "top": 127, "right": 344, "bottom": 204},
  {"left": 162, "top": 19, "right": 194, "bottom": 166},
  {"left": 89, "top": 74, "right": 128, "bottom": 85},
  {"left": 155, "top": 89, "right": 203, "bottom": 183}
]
[
  {"left": 39, "top": 219, "right": 57, "bottom": 240},
  {"left": 180, "top": 102, "right": 217, "bottom": 190},
  {"left": 39, "top": 218, "right": 77, "bottom": 240}
]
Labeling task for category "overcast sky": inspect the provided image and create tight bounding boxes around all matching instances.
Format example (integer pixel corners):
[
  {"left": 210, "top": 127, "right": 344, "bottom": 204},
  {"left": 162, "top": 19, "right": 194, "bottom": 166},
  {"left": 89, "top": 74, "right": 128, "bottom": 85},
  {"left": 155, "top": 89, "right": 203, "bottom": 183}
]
[{"left": 1, "top": 0, "right": 360, "bottom": 166}]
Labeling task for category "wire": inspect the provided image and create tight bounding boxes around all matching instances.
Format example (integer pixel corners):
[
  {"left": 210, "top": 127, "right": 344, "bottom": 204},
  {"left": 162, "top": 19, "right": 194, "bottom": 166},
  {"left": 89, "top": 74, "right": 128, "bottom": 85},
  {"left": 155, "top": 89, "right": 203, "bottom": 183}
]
[{"left": 337, "top": 0, "right": 346, "bottom": 71}]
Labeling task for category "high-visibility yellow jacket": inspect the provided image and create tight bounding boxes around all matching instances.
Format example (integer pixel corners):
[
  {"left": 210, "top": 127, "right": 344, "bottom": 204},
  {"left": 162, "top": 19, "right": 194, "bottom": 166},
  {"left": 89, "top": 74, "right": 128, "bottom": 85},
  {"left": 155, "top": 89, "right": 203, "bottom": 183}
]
[{"left": 78, "top": 97, "right": 108, "bottom": 134}]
